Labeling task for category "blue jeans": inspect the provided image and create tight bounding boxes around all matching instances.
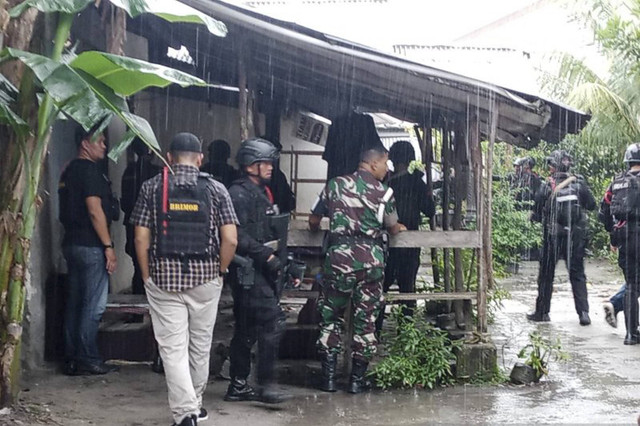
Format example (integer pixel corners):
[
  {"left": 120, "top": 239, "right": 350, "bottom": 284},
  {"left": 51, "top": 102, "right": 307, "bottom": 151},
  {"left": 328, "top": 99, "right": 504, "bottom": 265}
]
[
  {"left": 63, "top": 245, "right": 109, "bottom": 365},
  {"left": 610, "top": 284, "right": 627, "bottom": 315}
]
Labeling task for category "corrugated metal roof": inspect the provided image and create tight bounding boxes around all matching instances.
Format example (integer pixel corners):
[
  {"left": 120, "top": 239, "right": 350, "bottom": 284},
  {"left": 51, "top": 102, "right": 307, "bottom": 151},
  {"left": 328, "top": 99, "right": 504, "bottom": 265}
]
[
  {"left": 173, "top": 0, "right": 589, "bottom": 147},
  {"left": 245, "top": 0, "right": 386, "bottom": 5}
]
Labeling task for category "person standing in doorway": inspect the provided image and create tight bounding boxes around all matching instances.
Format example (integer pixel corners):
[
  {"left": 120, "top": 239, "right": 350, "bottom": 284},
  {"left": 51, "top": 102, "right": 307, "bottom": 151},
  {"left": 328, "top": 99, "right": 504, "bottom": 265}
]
[
  {"left": 131, "top": 133, "right": 238, "bottom": 426},
  {"left": 201, "top": 139, "right": 239, "bottom": 188},
  {"left": 376, "top": 141, "right": 434, "bottom": 331},
  {"left": 121, "top": 138, "right": 160, "bottom": 295},
  {"left": 58, "top": 124, "right": 120, "bottom": 376},
  {"left": 527, "top": 150, "right": 596, "bottom": 325}
]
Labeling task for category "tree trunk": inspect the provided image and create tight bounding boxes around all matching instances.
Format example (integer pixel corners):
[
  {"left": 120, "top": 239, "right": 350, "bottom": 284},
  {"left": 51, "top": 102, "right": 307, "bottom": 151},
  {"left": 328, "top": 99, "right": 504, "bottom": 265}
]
[
  {"left": 0, "top": 7, "right": 73, "bottom": 406},
  {"left": 0, "top": 2, "right": 38, "bottom": 404}
]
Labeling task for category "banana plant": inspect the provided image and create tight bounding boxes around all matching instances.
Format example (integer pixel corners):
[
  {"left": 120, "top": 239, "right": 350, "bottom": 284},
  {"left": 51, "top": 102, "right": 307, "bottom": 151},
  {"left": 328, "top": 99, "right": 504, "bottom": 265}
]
[{"left": 0, "top": 0, "right": 226, "bottom": 406}]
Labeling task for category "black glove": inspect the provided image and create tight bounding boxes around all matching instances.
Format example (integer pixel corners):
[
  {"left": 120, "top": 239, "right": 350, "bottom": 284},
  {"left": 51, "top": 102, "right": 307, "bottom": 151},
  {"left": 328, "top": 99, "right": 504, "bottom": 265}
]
[{"left": 266, "top": 255, "right": 282, "bottom": 274}]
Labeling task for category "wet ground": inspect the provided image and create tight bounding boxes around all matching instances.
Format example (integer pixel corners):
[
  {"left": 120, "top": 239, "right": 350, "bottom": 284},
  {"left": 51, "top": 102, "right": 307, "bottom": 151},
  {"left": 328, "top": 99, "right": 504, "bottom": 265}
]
[{"left": 7, "top": 259, "right": 639, "bottom": 425}]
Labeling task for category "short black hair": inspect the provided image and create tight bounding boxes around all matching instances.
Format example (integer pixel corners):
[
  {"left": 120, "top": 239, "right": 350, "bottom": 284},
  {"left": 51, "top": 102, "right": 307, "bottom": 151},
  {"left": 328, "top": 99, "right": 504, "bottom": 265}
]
[
  {"left": 360, "top": 146, "right": 388, "bottom": 163},
  {"left": 75, "top": 122, "right": 105, "bottom": 148},
  {"left": 389, "top": 141, "right": 415, "bottom": 165}
]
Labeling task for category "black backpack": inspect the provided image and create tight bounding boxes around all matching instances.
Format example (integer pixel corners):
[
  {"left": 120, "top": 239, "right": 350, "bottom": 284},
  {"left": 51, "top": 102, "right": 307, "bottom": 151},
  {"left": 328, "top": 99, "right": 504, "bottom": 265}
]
[
  {"left": 549, "top": 176, "right": 581, "bottom": 227},
  {"left": 610, "top": 172, "right": 640, "bottom": 221}
]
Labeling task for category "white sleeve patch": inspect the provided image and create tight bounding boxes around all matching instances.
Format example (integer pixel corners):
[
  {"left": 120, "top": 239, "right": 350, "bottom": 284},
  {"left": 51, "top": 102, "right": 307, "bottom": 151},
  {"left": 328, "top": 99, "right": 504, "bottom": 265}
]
[
  {"left": 382, "top": 188, "right": 394, "bottom": 203},
  {"left": 377, "top": 188, "right": 394, "bottom": 223}
]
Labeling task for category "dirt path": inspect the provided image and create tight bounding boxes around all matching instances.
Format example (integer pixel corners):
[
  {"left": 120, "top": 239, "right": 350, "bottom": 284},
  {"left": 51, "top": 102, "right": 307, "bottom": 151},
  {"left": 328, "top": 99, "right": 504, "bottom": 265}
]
[{"left": 5, "top": 258, "right": 639, "bottom": 425}]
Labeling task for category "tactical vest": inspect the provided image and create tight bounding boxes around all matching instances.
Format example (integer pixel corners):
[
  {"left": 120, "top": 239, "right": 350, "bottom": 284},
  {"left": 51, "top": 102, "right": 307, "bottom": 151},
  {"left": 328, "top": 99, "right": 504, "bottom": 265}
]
[
  {"left": 610, "top": 172, "right": 640, "bottom": 221},
  {"left": 154, "top": 168, "right": 213, "bottom": 259},
  {"left": 548, "top": 175, "right": 581, "bottom": 227}
]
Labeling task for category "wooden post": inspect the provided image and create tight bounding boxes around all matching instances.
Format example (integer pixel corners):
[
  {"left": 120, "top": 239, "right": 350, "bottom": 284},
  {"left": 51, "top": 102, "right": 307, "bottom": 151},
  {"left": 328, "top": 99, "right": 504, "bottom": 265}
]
[
  {"left": 453, "top": 119, "right": 469, "bottom": 329},
  {"left": 485, "top": 101, "right": 498, "bottom": 291},
  {"left": 441, "top": 124, "right": 452, "bottom": 299},
  {"left": 470, "top": 113, "right": 487, "bottom": 334},
  {"left": 237, "top": 38, "right": 250, "bottom": 140},
  {"left": 246, "top": 50, "right": 260, "bottom": 138},
  {"left": 422, "top": 126, "right": 441, "bottom": 286}
]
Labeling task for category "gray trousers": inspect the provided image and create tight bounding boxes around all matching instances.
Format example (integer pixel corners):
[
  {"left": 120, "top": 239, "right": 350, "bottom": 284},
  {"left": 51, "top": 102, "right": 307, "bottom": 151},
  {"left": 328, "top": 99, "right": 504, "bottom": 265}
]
[{"left": 145, "top": 278, "right": 222, "bottom": 424}]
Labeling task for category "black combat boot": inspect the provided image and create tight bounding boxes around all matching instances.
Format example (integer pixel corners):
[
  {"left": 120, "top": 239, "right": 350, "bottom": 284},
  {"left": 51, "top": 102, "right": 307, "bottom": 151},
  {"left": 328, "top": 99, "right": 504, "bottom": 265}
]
[
  {"left": 579, "top": 311, "right": 591, "bottom": 326},
  {"left": 348, "top": 358, "right": 372, "bottom": 394},
  {"left": 255, "top": 385, "right": 292, "bottom": 404},
  {"left": 319, "top": 353, "right": 337, "bottom": 392},
  {"left": 224, "top": 377, "right": 258, "bottom": 401},
  {"left": 624, "top": 292, "right": 640, "bottom": 345},
  {"left": 526, "top": 311, "right": 550, "bottom": 322}
]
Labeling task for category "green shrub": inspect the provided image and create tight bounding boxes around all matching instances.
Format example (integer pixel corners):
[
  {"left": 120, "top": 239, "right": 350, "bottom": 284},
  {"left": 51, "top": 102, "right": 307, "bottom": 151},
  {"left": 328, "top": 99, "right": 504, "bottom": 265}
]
[
  {"left": 491, "top": 180, "right": 542, "bottom": 274},
  {"left": 517, "top": 331, "right": 569, "bottom": 377},
  {"left": 371, "top": 307, "right": 461, "bottom": 389}
]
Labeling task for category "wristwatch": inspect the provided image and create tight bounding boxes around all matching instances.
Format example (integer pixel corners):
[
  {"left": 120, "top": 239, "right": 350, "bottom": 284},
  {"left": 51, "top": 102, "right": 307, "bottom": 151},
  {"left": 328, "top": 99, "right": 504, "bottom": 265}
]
[{"left": 103, "top": 242, "right": 114, "bottom": 249}]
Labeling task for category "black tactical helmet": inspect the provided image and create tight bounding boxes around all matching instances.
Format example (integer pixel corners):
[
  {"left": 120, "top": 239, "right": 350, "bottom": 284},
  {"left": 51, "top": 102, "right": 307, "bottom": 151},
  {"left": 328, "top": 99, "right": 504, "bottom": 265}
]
[
  {"left": 624, "top": 143, "right": 640, "bottom": 165},
  {"left": 389, "top": 141, "right": 415, "bottom": 165},
  {"left": 546, "top": 150, "right": 573, "bottom": 172},
  {"left": 236, "top": 138, "right": 279, "bottom": 167}
]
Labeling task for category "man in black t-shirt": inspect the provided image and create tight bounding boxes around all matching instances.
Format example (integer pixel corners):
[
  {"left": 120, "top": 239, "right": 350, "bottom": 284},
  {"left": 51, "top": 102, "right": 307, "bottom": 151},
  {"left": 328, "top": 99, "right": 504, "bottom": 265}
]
[
  {"left": 376, "top": 141, "right": 435, "bottom": 331},
  {"left": 58, "top": 124, "right": 119, "bottom": 376}
]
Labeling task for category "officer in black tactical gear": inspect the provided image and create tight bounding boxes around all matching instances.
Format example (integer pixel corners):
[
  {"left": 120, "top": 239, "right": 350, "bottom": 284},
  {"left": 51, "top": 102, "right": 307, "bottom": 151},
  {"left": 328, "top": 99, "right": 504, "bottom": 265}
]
[
  {"left": 224, "top": 138, "right": 292, "bottom": 404},
  {"left": 528, "top": 150, "right": 596, "bottom": 325},
  {"left": 599, "top": 143, "right": 640, "bottom": 344},
  {"left": 508, "top": 156, "right": 541, "bottom": 209}
]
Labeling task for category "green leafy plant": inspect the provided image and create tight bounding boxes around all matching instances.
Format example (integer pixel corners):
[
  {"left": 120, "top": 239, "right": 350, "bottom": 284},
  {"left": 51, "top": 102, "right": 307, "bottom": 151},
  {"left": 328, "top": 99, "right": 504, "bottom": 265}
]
[
  {"left": 491, "top": 179, "right": 542, "bottom": 275},
  {"left": 371, "top": 307, "right": 461, "bottom": 389},
  {"left": 517, "top": 332, "right": 569, "bottom": 378}
]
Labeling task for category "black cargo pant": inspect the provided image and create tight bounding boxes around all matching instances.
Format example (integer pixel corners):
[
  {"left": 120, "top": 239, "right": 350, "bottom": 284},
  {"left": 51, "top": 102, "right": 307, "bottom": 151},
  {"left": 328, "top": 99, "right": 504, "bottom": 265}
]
[
  {"left": 535, "top": 228, "right": 589, "bottom": 315},
  {"left": 616, "top": 228, "right": 640, "bottom": 336},
  {"left": 375, "top": 247, "right": 420, "bottom": 332},
  {"left": 229, "top": 285, "right": 284, "bottom": 386}
]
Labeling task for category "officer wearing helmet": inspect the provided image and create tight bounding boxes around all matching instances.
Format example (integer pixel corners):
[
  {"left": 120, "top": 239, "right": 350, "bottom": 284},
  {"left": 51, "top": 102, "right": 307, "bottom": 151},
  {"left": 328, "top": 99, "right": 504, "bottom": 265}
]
[
  {"left": 224, "top": 138, "right": 291, "bottom": 404},
  {"left": 517, "top": 156, "right": 541, "bottom": 208},
  {"left": 507, "top": 156, "right": 540, "bottom": 209},
  {"left": 528, "top": 149, "right": 596, "bottom": 325},
  {"left": 599, "top": 143, "right": 640, "bottom": 344}
]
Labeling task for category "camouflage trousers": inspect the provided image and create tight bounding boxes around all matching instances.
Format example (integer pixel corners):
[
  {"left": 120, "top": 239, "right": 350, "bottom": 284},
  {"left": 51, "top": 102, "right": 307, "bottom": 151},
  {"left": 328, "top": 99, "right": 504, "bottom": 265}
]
[{"left": 317, "top": 268, "right": 384, "bottom": 361}]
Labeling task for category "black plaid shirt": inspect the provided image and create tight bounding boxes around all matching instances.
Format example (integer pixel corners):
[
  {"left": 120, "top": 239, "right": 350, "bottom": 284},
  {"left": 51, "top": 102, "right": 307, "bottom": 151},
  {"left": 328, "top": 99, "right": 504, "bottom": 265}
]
[{"left": 130, "top": 164, "right": 238, "bottom": 292}]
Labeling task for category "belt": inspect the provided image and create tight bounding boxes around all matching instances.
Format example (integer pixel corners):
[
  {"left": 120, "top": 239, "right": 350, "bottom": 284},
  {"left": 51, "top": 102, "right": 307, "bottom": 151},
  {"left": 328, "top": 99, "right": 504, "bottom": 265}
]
[{"left": 328, "top": 234, "right": 382, "bottom": 247}]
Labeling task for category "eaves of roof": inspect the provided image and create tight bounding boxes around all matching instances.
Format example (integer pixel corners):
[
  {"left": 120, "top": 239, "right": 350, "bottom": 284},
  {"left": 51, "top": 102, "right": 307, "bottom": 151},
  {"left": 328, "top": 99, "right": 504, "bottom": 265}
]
[{"left": 182, "top": 0, "right": 588, "bottom": 147}]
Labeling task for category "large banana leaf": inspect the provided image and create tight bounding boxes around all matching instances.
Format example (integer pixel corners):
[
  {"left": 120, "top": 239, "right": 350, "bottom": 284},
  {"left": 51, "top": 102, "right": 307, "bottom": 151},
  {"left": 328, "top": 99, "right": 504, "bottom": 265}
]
[
  {"left": 10, "top": 0, "right": 227, "bottom": 37},
  {"left": 109, "top": 0, "right": 227, "bottom": 37},
  {"left": 9, "top": 0, "right": 93, "bottom": 18},
  {"left": 0, "top": 47, "right": 161, "bottom": 157},
  {"left": 71, "top": 51, "right": 208, "bottom": 96}
]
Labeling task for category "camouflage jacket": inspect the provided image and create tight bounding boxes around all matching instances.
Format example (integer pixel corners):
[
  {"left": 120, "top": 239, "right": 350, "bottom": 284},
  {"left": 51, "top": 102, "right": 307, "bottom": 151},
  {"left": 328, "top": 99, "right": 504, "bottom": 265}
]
[{"left": 312, "top": 169, "right": 398, "bottom": 274}]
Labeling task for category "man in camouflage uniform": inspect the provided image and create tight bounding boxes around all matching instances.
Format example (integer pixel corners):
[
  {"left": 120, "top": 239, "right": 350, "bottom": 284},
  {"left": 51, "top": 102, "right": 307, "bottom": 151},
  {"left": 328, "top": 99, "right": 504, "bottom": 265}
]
[{"left": 309, "top": 146, "right": 405, "bottom": 394}]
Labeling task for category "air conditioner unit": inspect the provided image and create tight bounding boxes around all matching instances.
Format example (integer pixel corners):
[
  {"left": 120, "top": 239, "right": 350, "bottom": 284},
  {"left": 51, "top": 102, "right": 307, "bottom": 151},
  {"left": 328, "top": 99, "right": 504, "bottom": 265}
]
[{"left": 292, "top": 111, "right": 331, "bottom": 146}]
